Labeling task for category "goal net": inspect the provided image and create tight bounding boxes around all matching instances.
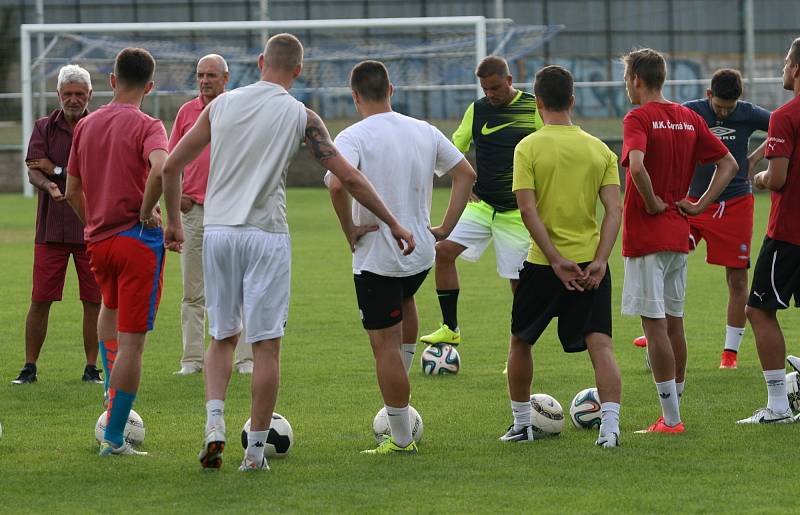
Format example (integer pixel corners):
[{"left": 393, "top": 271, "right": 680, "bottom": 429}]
[{"left": 20, "top": 17, "right": 562, "bottom": 195}]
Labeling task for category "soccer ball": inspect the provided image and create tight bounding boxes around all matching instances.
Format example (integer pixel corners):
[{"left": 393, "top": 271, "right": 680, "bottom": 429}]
[
  {"left": 530, "top": 393, "right": 564, "bottom": 436},
  {"left": 787, "top": 372, "right": 800, "bottom": 412},
  {"left": 94, "top": 409, "right": 145, "bottom": 446},
  {"left": 569, "top": 387, "right": 602, "bottom": 429},
  {"left": 372, "top": 405, "right": 424, "bottom": 444},
  {"left": 241, "top": 413, "right": 294, "bottom": 458},
  {"left": 421, "top": 344, "right": 460, "bottom": 375}
]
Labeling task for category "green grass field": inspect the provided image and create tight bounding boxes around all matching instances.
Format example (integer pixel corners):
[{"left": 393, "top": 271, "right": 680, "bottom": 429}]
[{"left": 0, "top": 190, "right": 797, "bottom": 514}]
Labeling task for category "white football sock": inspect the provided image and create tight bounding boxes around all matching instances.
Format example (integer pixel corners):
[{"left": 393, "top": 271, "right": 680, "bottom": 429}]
[
  {"left": 205, "top": 399, "right": 225, "bottom": 432},
  {"left": 764, "top": 369, "right": 790, "bottom": 414},
  {"left": 599, "top": 402, "right": 620, "bottom": 436},
  {"left": 655, "top": 380, "right": 681, "bottom": 426},
  {"left": 676, "top": 381, "right": 685, "bottom": 401},
  {"left": 401, "top": 343, "right": 416, "bottom": 376},
  {"left": 724, "top": 325, "right": 745, "bottom": 353},
  {"left": 511, "top": 400, "right": 532, "bottom": 431},
  {"left": 385, "top": 404, "right": 412, "bottom": 447},
  {"left": 246, "top": 430, "right": 268, "bottom": 463}
]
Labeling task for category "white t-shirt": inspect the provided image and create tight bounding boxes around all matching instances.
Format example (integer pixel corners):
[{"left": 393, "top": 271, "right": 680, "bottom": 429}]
[
  {"left": 205, "top": 81, "right": 307, "bottom": 233},
  {"left": 325, "top": 111, "right": 463, "bottom": 277}
]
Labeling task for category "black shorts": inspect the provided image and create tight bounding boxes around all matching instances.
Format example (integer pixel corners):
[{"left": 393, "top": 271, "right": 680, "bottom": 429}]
[
  {"left": 353, "top": 269, "right": 430, "bottom": 330},
  {"left": 511, "top": 261, "right": 612, "bottom": 353},
  {"left": 747, "top": 237, "right": 800, "bottom": 311}
]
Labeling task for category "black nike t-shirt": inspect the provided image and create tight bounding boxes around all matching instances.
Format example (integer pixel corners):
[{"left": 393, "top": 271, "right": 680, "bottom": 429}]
[{"left": 452, "top": 91, "right": 542, "bottom": 211}]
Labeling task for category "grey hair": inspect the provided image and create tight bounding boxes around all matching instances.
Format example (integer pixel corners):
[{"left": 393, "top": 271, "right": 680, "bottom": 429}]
[
  {"left": 57, "top": 64, "right": 92, "bottom": 91},
  {"left": 198, "top": 54, "right": 228, "bottom": 73}
]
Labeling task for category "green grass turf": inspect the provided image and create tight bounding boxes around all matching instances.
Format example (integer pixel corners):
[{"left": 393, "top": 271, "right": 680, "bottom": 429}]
[{"left": 0, "top": 190, "right": 797, "bottom": 513}]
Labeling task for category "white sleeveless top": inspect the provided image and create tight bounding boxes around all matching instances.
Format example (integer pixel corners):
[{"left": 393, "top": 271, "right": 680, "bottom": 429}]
[{"left": 205, "top": 81, "right": 307, "bottom": 233}]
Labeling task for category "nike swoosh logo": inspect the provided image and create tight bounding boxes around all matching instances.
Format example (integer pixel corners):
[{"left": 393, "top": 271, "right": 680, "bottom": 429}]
[{"left": 481, "top": 121, "right": 514, "bottom": 135}]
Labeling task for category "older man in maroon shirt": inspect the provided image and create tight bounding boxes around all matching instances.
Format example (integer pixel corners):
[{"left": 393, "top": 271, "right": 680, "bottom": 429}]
[{"left": 12, "top": 65, "right": 102, "bottom": 385}]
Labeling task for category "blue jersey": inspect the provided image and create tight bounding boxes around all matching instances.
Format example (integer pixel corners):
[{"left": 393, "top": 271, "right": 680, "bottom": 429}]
[{"left": 683, "top": 99, "right": 770, "bottom": 201}]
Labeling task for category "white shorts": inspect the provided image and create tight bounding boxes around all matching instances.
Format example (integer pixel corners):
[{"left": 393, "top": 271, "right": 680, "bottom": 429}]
[
  {"left": 622, "top": 252, "right": 688, "bottom": 319},
  {"left": 203, "top": 226, "right": 291, "bottom": 343},
  {"left": 447, "top": 200, "right": 530, "bottom": 279}
]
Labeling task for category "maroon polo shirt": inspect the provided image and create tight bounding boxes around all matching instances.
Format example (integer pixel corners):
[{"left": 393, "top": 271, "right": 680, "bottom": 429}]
[{"left": 27, "top": 109, "right": 88, "bottom": 245}]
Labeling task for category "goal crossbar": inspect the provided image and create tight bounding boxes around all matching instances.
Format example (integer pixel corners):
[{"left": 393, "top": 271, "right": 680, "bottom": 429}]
[{"left": 19, "top": 16, "right": 491, "bottom": 196}]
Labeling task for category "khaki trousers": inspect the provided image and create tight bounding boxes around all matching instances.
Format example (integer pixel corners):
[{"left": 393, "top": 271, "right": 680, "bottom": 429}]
[{"left": 180, "top": 203, "right": 252, "bottom": 367}]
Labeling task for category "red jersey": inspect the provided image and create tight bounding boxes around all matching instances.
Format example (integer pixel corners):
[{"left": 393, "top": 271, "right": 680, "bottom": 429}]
[
  {"left": 621, "top": 102, "right": 728, "bottom": 257},
  {"left": 764, "top": 95, "right": 800, "bottom": 245},
  {"left": 68, "top": 103, "right": 168, "bottom": 243},
  {"left": 169, "top": 96, "right": 210, "bottom": 204}
]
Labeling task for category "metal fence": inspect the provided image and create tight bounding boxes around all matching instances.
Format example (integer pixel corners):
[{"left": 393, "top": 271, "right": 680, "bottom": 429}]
[{"left": 1, "top": 0, "right": 798, "bottom": 125}]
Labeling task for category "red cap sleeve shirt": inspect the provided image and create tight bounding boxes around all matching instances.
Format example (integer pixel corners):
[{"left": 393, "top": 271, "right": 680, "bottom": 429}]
[
  {"left": 763, "top": 95, "right": 800, "bottom": 245},
  {"left": 168, "top": 96, "right": 210, "bottom": 204},
  {"left": 68, "top": 104, "right": 168, "bottom": 243},
  {"left": 620, "top": 102, "right": 729, "bottom": 257},
  {"left": 27, "top": 110, "right": 88, "bottom": 245}
]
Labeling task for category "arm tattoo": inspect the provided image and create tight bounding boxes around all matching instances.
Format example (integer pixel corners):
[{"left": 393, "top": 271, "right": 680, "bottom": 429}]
[{"left": 305, "top": 111, "right": 338, "bottom": 162}]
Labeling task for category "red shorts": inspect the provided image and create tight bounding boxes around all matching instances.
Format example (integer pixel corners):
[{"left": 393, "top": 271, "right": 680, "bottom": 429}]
[
  {"left": 87, "top": 224, "right": 165, "bottom": 333},
  {"left": 32, "top": 243, "right": 101, "bottom": 303},
  {"left": 688, "top": 194, "right": 754, "bottom": 269}
]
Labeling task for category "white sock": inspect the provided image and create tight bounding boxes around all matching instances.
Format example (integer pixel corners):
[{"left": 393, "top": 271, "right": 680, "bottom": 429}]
[
  {"left": 724, "top": 325, "right": 745, "bottom": 353},
  {"left": 511, "top": 400, "right": 532, "bottom": 431},
  {"left": 676, "top": 381, "right": 685, "bottom": 401},
  {"left": 246, "top": 430, "right": 268, "bottom": 463},
  {"left": 401, "top": 343, "right": 416, "bottom": 376},
  {"left": 764, "top": 369, "right": 790, "bottom": 414},
  {"left": 205, "top": 399, "right": 225, "bottom": 432},
  {"left": 655, "top": 380, "right": 681, "bottom": 426},
  {"left": 385, "top": 404, "right": 412, "bottom": 447},
  {"left": 599, "top": 402, "right": 620, "bottom": 436}
]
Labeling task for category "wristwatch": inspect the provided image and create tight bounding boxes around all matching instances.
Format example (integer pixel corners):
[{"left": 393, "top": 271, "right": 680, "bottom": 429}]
[{"left": 53, "top": 166, "right": 63, "bottom": 176}]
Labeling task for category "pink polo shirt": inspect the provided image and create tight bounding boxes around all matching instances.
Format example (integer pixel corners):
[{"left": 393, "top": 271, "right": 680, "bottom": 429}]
[
  {"left": 68, "top": 103, "right": 168, "bottom": 243},
  {"left": 169, "top": 96, "right": 210, "bottom": 204}
]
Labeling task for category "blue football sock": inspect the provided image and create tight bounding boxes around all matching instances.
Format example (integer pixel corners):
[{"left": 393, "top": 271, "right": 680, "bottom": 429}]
[{"left": 104, "top": 389, "right": 136, "bottom": 447}]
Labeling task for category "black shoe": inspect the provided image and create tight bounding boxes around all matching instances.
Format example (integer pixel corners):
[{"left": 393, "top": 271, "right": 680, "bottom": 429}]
[
  {"left": 82, "top": 364, "right": 103, "bottom": 384},
  {"left": 11, "top": 363, "right": 37, "bottom": 385}
]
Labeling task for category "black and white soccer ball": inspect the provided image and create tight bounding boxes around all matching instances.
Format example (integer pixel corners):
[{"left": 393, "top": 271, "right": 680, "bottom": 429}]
[
  {"left": 569, "top": 387, "right": 602, "bottom": 429},
  {"left": 530, "top": 393, "right": 564, "bottom": 436},
  {"left": 94, "top": 409, "right": 145, "bottom": 446},
  {"left": 421, "top": 344, "right": 460, "bottom": 375},
  {"left": 372, "top": 405, "right": 424, "bottom": 444},
  {"left": 241, "top": 413, "right": 294, "bottom": 458}
]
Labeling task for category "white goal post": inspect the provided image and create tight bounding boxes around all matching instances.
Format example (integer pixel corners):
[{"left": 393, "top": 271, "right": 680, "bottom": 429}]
[{"left": 19, "top": 16, "right": 493, "bottom": 197}]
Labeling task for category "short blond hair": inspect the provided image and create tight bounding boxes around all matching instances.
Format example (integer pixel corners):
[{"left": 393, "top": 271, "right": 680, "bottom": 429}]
[{"left": 264, "top": 33, "right": 303, "bottom": 72}]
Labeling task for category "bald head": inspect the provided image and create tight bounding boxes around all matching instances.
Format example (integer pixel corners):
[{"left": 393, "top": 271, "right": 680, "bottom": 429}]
[
  {"left": 198, "top": 53, "right": 228, "bottom": 74},
  {"left": 196, "top": 53, "right": 229, "bottom": 102},
  {"left": 263, "top": 33, "right": 304, "bottom": 73}
]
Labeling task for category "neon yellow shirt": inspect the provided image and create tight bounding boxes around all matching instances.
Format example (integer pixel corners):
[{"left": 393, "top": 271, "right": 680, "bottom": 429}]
[{"left": 512, "top": 124, "right": 620, "bottom": 265}]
